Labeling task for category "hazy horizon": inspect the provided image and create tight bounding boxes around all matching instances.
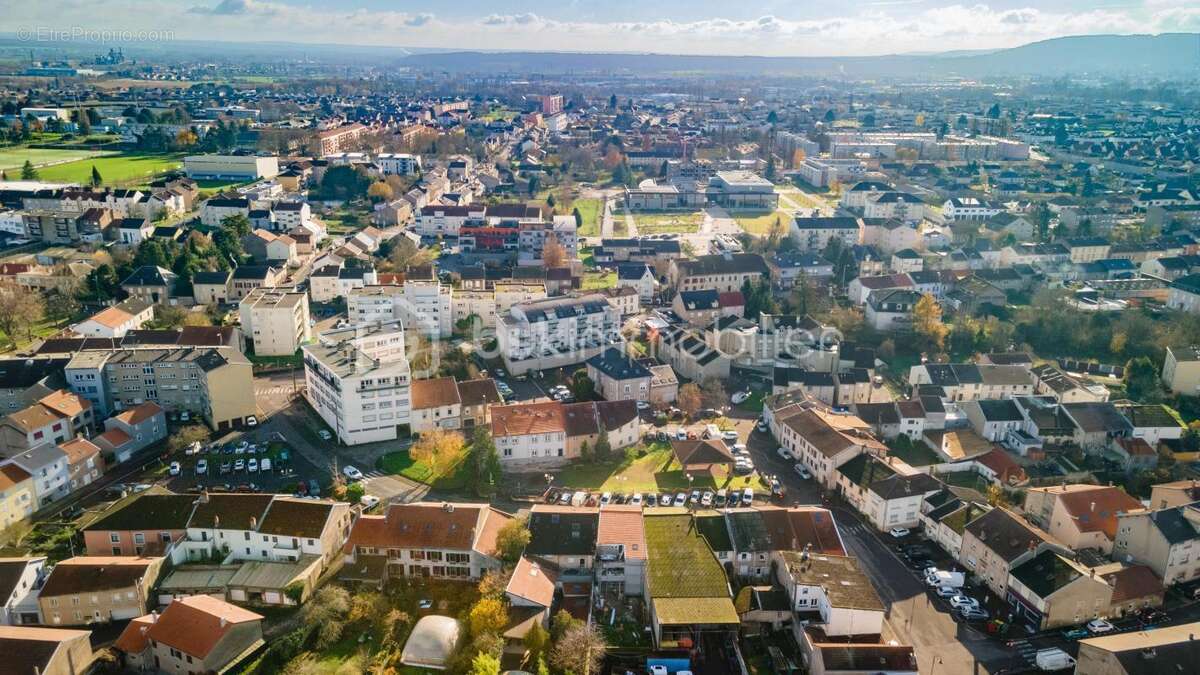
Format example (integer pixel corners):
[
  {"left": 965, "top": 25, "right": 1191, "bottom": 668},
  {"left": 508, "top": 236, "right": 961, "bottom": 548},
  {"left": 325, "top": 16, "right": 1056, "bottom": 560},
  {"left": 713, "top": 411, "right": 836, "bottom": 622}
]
[{"left": 4, "top": 1, "right": 1198, "bottom": 58}]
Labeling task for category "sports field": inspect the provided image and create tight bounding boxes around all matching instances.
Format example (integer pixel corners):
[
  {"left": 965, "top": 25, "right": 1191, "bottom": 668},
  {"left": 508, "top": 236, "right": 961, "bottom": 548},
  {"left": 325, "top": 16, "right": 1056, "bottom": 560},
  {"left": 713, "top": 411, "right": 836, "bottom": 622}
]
[
  {"left": 0, "top": 147, "right": 118, "bottom": 174},
  {"left": 27, "top": 153, "right": 183, "bottom": 186}
]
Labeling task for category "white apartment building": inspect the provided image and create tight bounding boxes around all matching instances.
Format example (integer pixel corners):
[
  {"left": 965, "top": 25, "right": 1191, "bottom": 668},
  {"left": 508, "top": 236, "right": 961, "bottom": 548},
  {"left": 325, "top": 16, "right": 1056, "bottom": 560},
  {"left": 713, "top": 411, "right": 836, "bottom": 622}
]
[
  {"left": 943, "top": 197, "right": 1005, "bottom": 221},
  {"left": 302, "top": 321, "right": 411, "bottom": 445},
  {"left": 376, "top": 153, "right": 422, "bottom": 176},
  {"left": 497, "top": 294, "right": 622, "bottom": 375},
  {"left": 238, "top": 288, "right": 311, "bottom": 357},
  {"left": 347, "top": 281, "right": 453, "bottom": 339},
  {"left": 414, "top": 205, "right": 485, "bottom": 237}
]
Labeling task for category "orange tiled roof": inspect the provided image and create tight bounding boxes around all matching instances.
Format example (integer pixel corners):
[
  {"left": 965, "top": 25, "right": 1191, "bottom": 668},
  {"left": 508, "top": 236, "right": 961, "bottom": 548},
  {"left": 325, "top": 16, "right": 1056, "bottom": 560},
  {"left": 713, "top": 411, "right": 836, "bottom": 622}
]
[
  {"left": 112, "top": 402, "right": 163, "bottom": 426},
  {"left": 145, "top": 595, "right": 263, "bottom": 659},
  {"left": 37, "top": 390, "right": 91, "bottom": 418},
  {"left": 491, "top": 402, "right": 564, "bottom": 437},
  {"left": 597, "top": 505, "right": 646, "bottom": 560},
  {"left": 506, "top": 556, "right": 557, "bottom": 607}
]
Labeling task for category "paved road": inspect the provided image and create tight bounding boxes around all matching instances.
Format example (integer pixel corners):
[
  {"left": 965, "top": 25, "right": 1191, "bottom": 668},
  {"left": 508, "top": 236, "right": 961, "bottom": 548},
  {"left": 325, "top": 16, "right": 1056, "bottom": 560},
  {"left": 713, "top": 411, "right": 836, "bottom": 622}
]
[
  {"left": 600, "top": 196, "right": 614, "bottom": 239},
  {"left": 737, "top": 413, "right": 1020, "bottom": 674}
]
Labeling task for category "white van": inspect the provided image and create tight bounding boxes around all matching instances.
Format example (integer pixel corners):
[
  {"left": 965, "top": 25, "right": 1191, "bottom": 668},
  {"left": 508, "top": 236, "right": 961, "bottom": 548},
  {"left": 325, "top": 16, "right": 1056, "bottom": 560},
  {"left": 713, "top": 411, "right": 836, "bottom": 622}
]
[{"left": 260, "top": 458, "right": 272, "bottom": 472}]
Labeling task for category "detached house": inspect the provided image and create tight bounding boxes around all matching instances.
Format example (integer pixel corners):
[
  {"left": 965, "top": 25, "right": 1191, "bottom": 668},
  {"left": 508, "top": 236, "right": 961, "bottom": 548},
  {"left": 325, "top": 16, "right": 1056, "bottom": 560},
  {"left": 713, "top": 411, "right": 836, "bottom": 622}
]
[
  {"left": 38, "top": 556, "right": 166, "bottom": 626},
  {"left": 116, "top": 595, "right": 265, "bottom": 674}
]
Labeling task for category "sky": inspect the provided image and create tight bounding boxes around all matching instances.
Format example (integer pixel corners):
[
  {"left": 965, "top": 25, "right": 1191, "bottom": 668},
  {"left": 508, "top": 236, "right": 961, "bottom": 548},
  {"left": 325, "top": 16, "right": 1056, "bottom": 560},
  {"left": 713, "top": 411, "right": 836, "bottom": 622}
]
[{"left": 5, "top": 1, "right": 1199, "bottom": 57}]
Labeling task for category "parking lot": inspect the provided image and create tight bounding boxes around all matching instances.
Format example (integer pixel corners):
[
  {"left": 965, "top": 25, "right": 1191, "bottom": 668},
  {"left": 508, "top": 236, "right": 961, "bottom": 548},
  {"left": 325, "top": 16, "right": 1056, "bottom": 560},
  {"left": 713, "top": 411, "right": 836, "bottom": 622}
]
[{"left": 164, "top": 430, "right": 332, "bottom": 497}]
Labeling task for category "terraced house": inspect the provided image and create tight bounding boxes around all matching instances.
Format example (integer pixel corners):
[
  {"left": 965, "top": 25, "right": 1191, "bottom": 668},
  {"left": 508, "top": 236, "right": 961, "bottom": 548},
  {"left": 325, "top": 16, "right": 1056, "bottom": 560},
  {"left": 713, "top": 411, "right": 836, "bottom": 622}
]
[{"left": 342, "top": 502, "right": 513, "bottom": 582}]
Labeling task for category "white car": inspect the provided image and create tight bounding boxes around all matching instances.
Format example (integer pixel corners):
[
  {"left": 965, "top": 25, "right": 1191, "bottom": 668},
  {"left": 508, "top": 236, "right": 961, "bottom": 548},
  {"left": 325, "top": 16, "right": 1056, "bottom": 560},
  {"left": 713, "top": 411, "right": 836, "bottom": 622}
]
[
  {"left": 247, "top": 458, "right": 259, "bottom": 473},
  {"left": 794, "top": 464, "right": 812, "bottom": 480},
  {"left": 742, "top": 488, "right": 754, "bottom": 504},
  {"left": 889, "top": 527, "right": 911, "bottom": 538},
  {"left": 261, "top": 458, "right": 272, "bottom": 472},
  {"left": 343, "top": 465, "right": 365, "bottom": 481},
  {"left": 169, "top": 461, "right": 181, "bottom": 476},
  {"left": 245, "top": 415, "right": 258, "bottom": 427},
  {"left": 600, "top": 492, "right": 612, "bottom": 505},
  {"left": 731, "top": 443, "right": 748, "bottom": 455},
  {"left": 934, "top": 586, "right": 958, "bottom": 598},
  {"left": 636, "top": 400, "right": 650, "bottom": 411},
  {"left": 777, "top": 446, "right": 792, "bottom": 460},
  {"left": 701, "top": 491, "right": 714, "bottom": 507},
  {"left": 675, "top": 428, "right": 688, "bottom": 440},
  {"left": 1087, "top": 619, "right": 1115, "bottom": 634},
  {"left": 629, "top": 493, "right": 643, "bottom": 506},
  {"left": 731, "top": 391, "right": 750, "bottom": 404},
  {"left": 361, "top": 495, "right": 381, "bottom": 510},
  {"left": 722, "top": 430, "right": 739, "bottom": 442},
  {"left": 195, "top": 459, "right": 208, "bottom": 475},
  {"left": 949, "top": 595, "right": 979, "bottom": 611},
  {"left": 179, "top": 411, "right": 190, "bottom": 422},
  {"left": 318, "top": 430, "right": 332, "bottom": 441},
  {"left": 673, "top": 492, "right": 687, "bottom": 507}
]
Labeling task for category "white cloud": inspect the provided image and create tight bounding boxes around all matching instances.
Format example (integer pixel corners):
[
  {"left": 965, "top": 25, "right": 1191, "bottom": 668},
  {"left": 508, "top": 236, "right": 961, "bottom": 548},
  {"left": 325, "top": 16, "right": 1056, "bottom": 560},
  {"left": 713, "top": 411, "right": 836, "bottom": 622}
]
[{"left": 1, "top": 1, "right": 1177, "bottom": 56}]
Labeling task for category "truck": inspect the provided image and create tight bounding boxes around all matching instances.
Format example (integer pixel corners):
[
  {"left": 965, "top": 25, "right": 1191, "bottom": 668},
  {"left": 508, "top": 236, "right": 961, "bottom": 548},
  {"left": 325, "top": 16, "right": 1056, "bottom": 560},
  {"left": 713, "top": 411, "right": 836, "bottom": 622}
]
[
  {"left": 925, "top": 570, "right": 965, "bottom": 589},
  {"left": 1034, "top": 648, "right": 1076, "bottom": 671}
]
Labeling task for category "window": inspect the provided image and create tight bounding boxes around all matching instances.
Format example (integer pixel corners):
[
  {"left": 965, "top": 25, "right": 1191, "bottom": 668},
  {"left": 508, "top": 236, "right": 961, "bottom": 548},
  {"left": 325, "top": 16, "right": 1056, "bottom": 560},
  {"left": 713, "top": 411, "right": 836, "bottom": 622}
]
[{"left": 110, "top": 533, "right": 120, "bottom": 543}]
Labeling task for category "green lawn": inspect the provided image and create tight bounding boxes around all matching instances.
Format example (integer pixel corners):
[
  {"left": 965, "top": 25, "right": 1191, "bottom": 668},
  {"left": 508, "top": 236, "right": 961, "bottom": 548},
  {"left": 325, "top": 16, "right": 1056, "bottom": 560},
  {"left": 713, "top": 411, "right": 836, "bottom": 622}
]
[
  {"left": 887, "top": 441, "right": 944, "bottom": 467},
  {"left": 32, "top": 152, "right": 183, "bottom": 186},
  {"left": 0, "top": 146, "right": 119, "bottom": 174},
  {"left": 574, "top": 198, "right": 603, "bottom": 237},
  {"left": 735, "top": 210, "right": 791, "bottom": 236},
  {"left": 582, "top": 270, "right": 616, "bottom": 290},
  {"left": 376, "top": 450, "right": 469, "bottom": 490},
  {"left": 736, "top": 391, "right": 766, "bottom": 413},
  {"left": 632, "top": 211, "right": 703, "bottom": 235},
  {"left": 553, "top": 444, "right": 761, "bottom": 492}
]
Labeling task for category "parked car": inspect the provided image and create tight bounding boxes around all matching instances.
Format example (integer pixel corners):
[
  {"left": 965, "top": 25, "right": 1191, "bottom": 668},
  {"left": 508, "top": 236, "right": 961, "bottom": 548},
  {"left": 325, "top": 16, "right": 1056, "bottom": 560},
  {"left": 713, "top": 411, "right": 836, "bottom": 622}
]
[
  {"left": 169, "top": 462, "right": 181, "bottom": 476},
  {"left": 731, "top": 443, "right": 748, "bottom": 455},
  {"left": 1087, "top": 619, "right": 1115, "bottom": 634},
  {"left": 179, "top": 411, "right": 190, "bottom": 422},
  {"left": 233, "top": 459, "right": 245, "bottom": 472},
  {"left": 949, "top": 595, "right": 979, "bottom": 611},
  {"left": 701, "top": 491, "right": 714, "bottom": 507},
  {"left": 343, "top": 465, "right": 364, "bottom": 481},
  {"left": 600, "top": 492, "right": 612, "bottom": 505},
  {"left": 958, "top": 608, "right": 989, "bottom": 622},
  {"left": 196, "top": 459, "right": 208, "bottom": 475},
  {"left": 689, "top": 489, "right": 701, "bottom": 504},
  {"left": 660, "top": 494, "right": 673, "bottom": 506},
  {"left": 742, "top": 488, "right": 754, "bottom": 504},
  {"left": 629, "top": 493, "right": 643, "bottom": 506},
  {"left": 318, "top": 430, "right": 332, "bottom": 441},
  {"left": 776, "top": 446, "right": 792, "bottom": 460},
  {"left": 219, "top": 461, "right": 231, "bottom": 475},
  {"left": 248, "top": 458, "right": 259, "bottom": 473},
  {"left": 361, "top": 495, "right": 381, "bottom": 510},
  {"left": 731, "top": 391, "right": 750, "bottom": 405},
  {"left": 261, "top": 458, "right": 272, "bottom": 472},
  {"left": 794, "top": 464, "right": 812, "bottom": 480},
  {"left": 1062, "top": 628, "right": 1090, "bottom": 640},
  {"left": 889, "top": 527, "right": 911, "bottom": 538},
  {"left": 722, "top": 430, "right": 739, "bottom": 442},
  {"left": 308, "top": 479, "right": 320, "bottom": 496},
  {"left": 934, "top": 586, "right": 958, "bottom": 598},
  {"left": 246, "top": 415, "right": 258, "bottom": 427},
  {"left": 673, "top": 492, "right": 687, "bottom": 507},
  {"left": 715, "top": 489, "right": 727, "bottom": 507},
  {"left": 636, "top": 400, "right": 650, "bottom": 411}
]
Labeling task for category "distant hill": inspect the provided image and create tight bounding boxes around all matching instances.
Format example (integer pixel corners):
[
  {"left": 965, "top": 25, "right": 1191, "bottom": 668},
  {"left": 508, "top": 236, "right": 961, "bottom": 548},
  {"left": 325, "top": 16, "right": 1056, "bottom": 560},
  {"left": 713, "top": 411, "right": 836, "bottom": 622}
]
[{"left": 402, "top": 33, "right": 1200, "bottom": 77}]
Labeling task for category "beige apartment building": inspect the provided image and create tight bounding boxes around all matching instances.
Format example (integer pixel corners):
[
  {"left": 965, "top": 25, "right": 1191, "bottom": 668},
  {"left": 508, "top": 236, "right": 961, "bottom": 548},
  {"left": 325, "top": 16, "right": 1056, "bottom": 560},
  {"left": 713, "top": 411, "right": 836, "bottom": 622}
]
[
  {"left": 38, "top": 556, "right": 166, "bottom": 626},
  {"left": 958, "top": 508, "right": 1060, "bottom": 598},
  {"left": 238, "top": 287, "right": 311, "bottom": 357},
  {"left": 1022, "top": 484, "right": 1142, "bottom": 555},
  {"left": 1112, "top": 503, "right": 1200, "bottom": 585},
  {"left": 66, "top": 346, "right": 256, "bottom": 432},
  {"left": 1162, "top": 345, "right": 1200, "bottom": 395}
]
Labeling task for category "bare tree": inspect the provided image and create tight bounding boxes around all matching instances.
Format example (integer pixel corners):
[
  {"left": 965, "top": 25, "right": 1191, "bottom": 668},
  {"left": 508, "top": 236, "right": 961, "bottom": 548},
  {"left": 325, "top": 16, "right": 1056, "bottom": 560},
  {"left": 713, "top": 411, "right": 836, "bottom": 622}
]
[
  {"left": 542, "top": 234, "right": 567, "bottom": 269},
  {"left": 0, "top": 281, "right": 44, "bottom": 346},
  {"left": 550, "top": 623, "right": 607, "bottom": 675}
]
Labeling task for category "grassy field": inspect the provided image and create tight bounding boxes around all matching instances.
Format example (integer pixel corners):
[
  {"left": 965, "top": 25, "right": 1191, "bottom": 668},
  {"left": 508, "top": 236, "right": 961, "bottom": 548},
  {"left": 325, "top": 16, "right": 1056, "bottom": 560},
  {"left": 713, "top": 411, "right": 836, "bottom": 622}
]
[
  {"left": 574, "top": 198, "right": 603, "bottom": 237},
  {"left": 554, "top": 444, "right": 762, "bottom": 492},
  {"left": 377, "top": 450, "right": 469, "bottom": 490},
  {"left": 735, "top": 210, "right": 791, "bottom": 236},
  {"left": 0, "top": 147, "right": 119, "bottom": 174},
  {"left": 632, "top": 211, "right": 703, "bottom": 235},
  {"left": 32, "top": 152, "right": 183, "bottom": 186},
  {"left": 582, "top": 270, "right": 616, "bottom": 290}
]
